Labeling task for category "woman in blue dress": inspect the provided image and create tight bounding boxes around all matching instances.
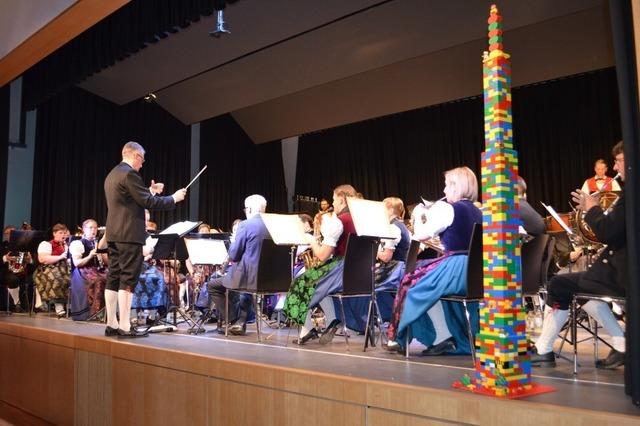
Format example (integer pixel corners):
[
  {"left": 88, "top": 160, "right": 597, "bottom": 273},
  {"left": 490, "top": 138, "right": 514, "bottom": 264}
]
[{"left": 386, "top": 167, "right": 481, "bottom": 354}]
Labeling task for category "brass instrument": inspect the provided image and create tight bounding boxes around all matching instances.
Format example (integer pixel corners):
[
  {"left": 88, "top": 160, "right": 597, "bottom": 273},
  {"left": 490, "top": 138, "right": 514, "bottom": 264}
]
[
  {"left": 575, "top": 191, "right": 620, "bottom": 244},
  {"left": 8, "top": 251, "right": 26, "bottom": 274},
  {"left": 299, "top": 249, "right": 323, "bottom": 269}
]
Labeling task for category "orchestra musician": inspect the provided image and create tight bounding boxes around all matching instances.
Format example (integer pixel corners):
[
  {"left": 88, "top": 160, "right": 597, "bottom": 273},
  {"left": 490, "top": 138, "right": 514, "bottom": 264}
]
[
  {"left": 1, "top": 224, "right": 34, "bottom": 312},
  {"left": 386, "top": 167, "right": 482, "bottom": 355},
  {"left": 580, "top": 158, "right": 621, "bottom": 194},
  {"left": 69, "top": 219, "right": 108, "bottom": 320},
  {"left": 34, "top": 223, "right": 71, "bottom": 317},
  {"left": 204, "top": 194, "right": 269, "bottom": 335},
  {"left": 531, "top": 142, "right": 627, "bottom": 369},
  {"left": 103, "top": 141, "right": 186, "bottom": 338},
  {"left": 516, "top": 176, "right": 545, "bottom": 236},
  {"left": 283, "top": 184, "right": 358, "bottom": 345}
]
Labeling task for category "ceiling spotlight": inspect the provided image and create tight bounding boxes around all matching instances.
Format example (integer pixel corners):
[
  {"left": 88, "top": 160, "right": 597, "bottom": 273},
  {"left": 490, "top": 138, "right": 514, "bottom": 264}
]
[
  {"left": 143, "top": 93, "right": 157, "bottom": 103},
  {"left": 209, "top": 9, "right": 231, "bottom": 38}
]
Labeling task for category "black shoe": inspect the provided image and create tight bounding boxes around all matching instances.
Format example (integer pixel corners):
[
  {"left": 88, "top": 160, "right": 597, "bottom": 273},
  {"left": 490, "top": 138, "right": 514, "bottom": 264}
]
[
  {"left": 319, "top": 319, "right": 341, "bottom": 345},
  {"left": 216, "top": 321, "right": 228, "bottom": 335},
  {"left": 105, "top": 326, "right": 119, "bottom": 337},
  {"left": 596, "top": 349, "right": 625, "bottom": 370},
  {"left": 421, "top": 337, "right": 457, "bottom": 356},
  {"left": 293, "top": 329, "right": 319, "bottom": 345},
  {"left": 228, "top": 323, "right": 247, "bottom": 336},
  {"left": 117, "top": 328, "right": 149, "bottom": 339},
  {"left": 385, "top": 340, "right": 403, "bottom": 353},
  {"left": 13, "top": 304, "right": 24, "bottom": 313},
  {"left": 529, "top": 347, "right": 556, "bottom": 367}
]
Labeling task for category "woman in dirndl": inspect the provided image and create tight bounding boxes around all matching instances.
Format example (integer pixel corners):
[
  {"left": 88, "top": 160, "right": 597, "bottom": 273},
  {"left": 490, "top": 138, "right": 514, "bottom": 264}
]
[{"left": 34, "top": 223, "right": 71, "bottom": 318}]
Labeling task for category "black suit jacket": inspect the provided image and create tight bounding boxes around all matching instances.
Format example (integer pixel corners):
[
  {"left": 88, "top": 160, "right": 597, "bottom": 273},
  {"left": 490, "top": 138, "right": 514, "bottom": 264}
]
[
  {"left": 581, "top": 190, "right": 627, "bottom": 293},
  {"left": 104, "top": 162, "right": 176, "bottom": 244}
]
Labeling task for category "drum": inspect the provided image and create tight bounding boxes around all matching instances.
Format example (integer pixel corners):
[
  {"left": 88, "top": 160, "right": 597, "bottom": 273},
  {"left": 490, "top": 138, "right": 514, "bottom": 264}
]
[
  {"left": 544, "top": 212, "right": 575, "bottom": 234},
  {"left": 576, "top": 191, "right": 620, "bottom": 244}
]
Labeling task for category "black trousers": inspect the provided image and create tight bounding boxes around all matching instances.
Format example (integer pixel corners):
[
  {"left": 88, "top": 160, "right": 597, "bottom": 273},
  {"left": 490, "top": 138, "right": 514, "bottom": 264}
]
[
  {"left": 106, "top": 242, "right": 143, "bottom": 291},
  {"left": 546, "top": 272, "right": 625, "bottom": 310},
  {"left": 206, "top": 278, "right": 252, "bottom": 324}
]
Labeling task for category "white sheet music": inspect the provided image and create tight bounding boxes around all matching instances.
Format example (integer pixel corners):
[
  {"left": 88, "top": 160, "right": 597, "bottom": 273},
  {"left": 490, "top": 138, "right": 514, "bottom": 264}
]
[
  {"left": 260, "top": 213, "right": 307, "bottom": 245},
  {"left": 347, "top": 198, "right": 395, "bottom": 239},
  {"left": 184, "top": 238, "right": 228, "bottom": 265},
  {"left": 541, "top": 202, "right": 574, "bottom": 235},
  {"left": 159, "top": 221, "right": 200, "bottom": 237}
]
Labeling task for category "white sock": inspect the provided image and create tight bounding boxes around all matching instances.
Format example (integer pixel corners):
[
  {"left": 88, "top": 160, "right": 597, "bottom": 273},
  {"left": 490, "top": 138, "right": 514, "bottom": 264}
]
[
  {"left": 299, "top": 310, "right": 314, "bottom": 338},
  {"left": 54, "top": 303, "right": 65, "bottom": 314},
  {"left": 7, "top": 288, "right": 20, "bottom": 304},
  {"left": 118, "top": 290, "right": 132, "bottom": 332},
  {"left": 427, "top": 301, "right": 452, "bottom": 345},
  {"left": 179, "top": 283, "right": 187, "bottom": 306},
  {"left": 319, "top": 297, "right": 336, "bottom": 324},
  {"left": 105, "top": 289, "right": 119, "bottom": 329},
  {"left": 582, "top": 300, "right": 625, "bottom": 353},
  {"left": 34, "top": 288, "right": 42, "bottom": 308},
  {"left": 535, "top": 305, "right": 568, "bottom": 354}
]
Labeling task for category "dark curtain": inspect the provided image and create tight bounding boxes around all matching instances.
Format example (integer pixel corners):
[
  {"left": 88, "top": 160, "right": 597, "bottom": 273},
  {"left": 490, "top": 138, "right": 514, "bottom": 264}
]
[
  {"left": 0, "top": 84, "right": 9, "bottom": 228},
  {"left": 610, "top": 0, "right": 640, "bottom": 406},
  {"left": 22, "top": 0, "right": 217, "bottom": 110},
  {"left": 296, "top": 68, "right": 621, "bottom": 214},
  {"left": 31, "top": 87, "right": 190, "bottom": 231},
  {"left": 199, "top": 114, "right": 288, "bottom": 230}
]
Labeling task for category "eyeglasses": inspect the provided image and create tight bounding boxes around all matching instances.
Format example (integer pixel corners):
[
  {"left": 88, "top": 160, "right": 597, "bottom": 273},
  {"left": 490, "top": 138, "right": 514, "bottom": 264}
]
[{"left": 135, "top": 153, "right": 145, "bottom": 163}]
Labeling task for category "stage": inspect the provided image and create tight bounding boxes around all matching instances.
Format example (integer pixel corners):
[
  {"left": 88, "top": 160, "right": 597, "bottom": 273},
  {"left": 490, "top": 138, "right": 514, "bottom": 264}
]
[{"left": 0, "top": 313, "right": 638, "bottom": 425}]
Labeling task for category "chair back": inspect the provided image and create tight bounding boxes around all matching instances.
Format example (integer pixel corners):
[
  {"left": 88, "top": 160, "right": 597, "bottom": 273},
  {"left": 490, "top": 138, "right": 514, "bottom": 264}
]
[
  {"left": 256, "top": 239, "right": 293, "bottom": 293},
  {"left": 342, "top": 234, "right": 377, "bottom": 296},
  {"left": 465, "top": 223, "right": 484, "bottom": 299},
  {"left": 521, "top": 233, "right": 550, "bottom": 295},
  {"left": 404, "top": 240, "right": 421, "bottom": 275}
]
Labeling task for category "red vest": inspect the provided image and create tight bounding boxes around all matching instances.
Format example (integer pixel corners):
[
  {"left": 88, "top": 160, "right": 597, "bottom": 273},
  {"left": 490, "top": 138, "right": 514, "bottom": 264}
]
[{"left": 586, "top": 176, "right": 613, "bottom": 193}]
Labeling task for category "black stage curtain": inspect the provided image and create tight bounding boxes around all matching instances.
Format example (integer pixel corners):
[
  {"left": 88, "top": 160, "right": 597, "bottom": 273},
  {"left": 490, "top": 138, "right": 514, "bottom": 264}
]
[
  {"left": 610, "top": 0, "right": 640, "bottom": 407},
  {"left": 31, "top": 87, "right": 190, "bottom": 232},
  {"left": 199, "top": 114, "right": 287, "bottom": 230},
  {"left": 22, "top": 0, "right": 217, "bottom": 110},
  {"left": 0, "top": 84, "right": 9, "bottom": 228},
  {"left": 296, "top": 67, "right": 621, "bottom": 214}
]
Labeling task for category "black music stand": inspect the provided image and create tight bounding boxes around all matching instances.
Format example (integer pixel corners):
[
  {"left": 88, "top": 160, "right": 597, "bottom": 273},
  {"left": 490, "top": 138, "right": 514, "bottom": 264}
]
[
  {"left": 152, "top": 221, "right": 200, "bottom": 328},
  {"left": 8, "top": 230, "right": 46, "bottom": 316}
]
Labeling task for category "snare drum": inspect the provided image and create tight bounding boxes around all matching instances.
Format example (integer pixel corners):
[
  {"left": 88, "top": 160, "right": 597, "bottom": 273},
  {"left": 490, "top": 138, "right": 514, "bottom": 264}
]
[{"left": 544, "top": 212, "right": 575, "bottom": 234}]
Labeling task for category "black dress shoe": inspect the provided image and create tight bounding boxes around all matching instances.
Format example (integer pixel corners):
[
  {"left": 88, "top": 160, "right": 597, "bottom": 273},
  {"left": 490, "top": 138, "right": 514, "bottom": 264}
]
[
  {"left": 228, "top": 323, "right": 247, "bottom": 336},
  {"left": 421, "top": 337, "right": 457, "bottom": 356},
  {"left": 319, "top": 319, "right": 342, "bottom": 345},
  {"left": 293, "top": 329, "right": 319, "bottom": 345},
  {"left": 529, "top": 347, "right": 556, "bottom": 367},
  {"left": 117, "top": 328, "right": 149, "bottom": 339},
  {"left": 13, "top": 304, "right": 24, "bottom": 313},
  {"left": 596, "top": 349, "right": 625, "bottom": 370},
  {"left": 105, "top": 326, "right": 119, "bottom": 337}
]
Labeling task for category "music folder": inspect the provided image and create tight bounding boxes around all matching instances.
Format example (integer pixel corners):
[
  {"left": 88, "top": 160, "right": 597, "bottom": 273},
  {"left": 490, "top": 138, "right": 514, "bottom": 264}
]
[
  {"left": 347, "top": 198, "right": 395, "bottom": 240},
  {"left": 260, "top": 213, "right": 308, "bottom": 245},
  {"left": 184, "top": 235, "right": 228, "bottom": 265}
]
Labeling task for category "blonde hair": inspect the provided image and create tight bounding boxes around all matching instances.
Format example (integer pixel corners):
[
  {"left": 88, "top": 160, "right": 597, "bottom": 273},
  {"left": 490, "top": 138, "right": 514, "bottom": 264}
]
[
  {"left": 383, "top": 197, "right": 405, "bottom": 219},
  {"left": 444, "top": 167, "right": 478, "bottom": 202}
]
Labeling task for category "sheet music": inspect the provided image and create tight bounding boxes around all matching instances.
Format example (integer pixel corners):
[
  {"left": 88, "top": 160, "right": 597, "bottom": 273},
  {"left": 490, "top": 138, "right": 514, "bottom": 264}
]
[
  {"left": 347, "top": 198, "right": 395, "bottom": 239},
  {"left": 160, "top": 221, "right": 200, "bottom": 237},
  {"left": 184, "top": 238, "right": 228, "bottom": 265},
  {"left": 541, "top": 202, "right": 574, "bottom": 235},
  {"left": 260, "top": 213, "right": 308, "bottom": 245}
]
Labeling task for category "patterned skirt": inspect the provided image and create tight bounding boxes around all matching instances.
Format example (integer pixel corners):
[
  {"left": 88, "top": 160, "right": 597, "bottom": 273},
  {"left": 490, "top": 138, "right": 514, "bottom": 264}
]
[
  {"left": 34, "top": 261, "right": 70, "bottom": 302},
  {"left": 70, "top": 267, "right": 107, "bottom": 320},
  {"left": 131, "top": 263, "right": 167, "bottom": 310}
]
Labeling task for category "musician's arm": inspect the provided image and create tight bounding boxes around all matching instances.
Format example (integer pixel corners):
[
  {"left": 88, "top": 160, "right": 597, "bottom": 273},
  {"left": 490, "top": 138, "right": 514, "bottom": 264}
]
[
  {"left": 37, "top": 241, "right": 66, "bottom": 265},
  {"left": 413, "top": 202, "right": 454, "bottom": 241},
  {"left": 70, "top": 240, "right": 95, "bottom": 268},
  {"left": 227, "top": 222, "right": 247, "bottom": 262}
]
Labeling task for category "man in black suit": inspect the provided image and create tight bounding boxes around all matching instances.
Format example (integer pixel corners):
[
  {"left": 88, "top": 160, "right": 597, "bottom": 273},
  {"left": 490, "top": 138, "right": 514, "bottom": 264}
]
[
  {"left": 104, "top": 141, "right": 186, "bottom": 337},
  {"left": 532, "top": 142, "right": 627, "bottom": 368}
]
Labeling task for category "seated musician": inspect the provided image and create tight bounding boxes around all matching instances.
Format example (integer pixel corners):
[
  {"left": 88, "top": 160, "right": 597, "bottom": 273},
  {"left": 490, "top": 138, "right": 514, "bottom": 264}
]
[
  {"left": 1, "top": 225, "right": 35, "bottom": 312},
  {"left": 532, "top": 142, "right": 627, "bottom": 369},
  {"left": 205, "top": 195, "right": 269, "bottom": 335},
  {"left": 340, "top": 197, "right": 411, "bottom": 333},
  {"left": 69, "top": 219, "right": 108, "bottom": 321},
  {"left": 386, "top": 167, "right": 482, "bottom": 355},
  {"left": 580, "top": 158, "right": 621, "bottom": 194},
  {"left": 34, "top": 223, "right": 71, "bottom": 318},
  {"left": 517, "top": 176, "right": 545, "bottom": 236},
  {"left": 283, "top": 184, "right": 358, "bottom": 345}
]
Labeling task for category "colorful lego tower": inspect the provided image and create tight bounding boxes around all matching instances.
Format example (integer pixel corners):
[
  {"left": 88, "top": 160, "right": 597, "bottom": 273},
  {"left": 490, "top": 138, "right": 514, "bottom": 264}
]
[{"left": 475, "top": 4, "right": 531, "bottom": 396}]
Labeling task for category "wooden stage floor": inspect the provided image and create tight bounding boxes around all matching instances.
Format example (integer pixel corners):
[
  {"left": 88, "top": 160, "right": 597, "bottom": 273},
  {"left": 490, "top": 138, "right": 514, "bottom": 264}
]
[{"left": 1, "top": 313, "right": 639, "bottom": 425}]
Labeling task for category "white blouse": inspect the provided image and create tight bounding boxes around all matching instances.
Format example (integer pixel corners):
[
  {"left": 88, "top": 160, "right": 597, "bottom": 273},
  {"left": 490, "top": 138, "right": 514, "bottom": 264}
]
[{"left": 412, "top": 201, "right": 454, "bottom": 241}]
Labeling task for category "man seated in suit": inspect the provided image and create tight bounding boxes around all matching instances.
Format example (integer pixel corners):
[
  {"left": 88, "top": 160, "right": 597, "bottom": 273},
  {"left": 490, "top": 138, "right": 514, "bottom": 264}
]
[
  {"left": 531, "top": 142, "right": 627, "bottom": 369},
  {"left": 516, "top": 176, "right": 545, "bottom": 236},
  {"left": 206, "top": 194, "right": 269, "bottom": 335}
]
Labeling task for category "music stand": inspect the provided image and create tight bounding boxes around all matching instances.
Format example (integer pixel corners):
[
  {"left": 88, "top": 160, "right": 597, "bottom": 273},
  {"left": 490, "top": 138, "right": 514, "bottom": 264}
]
[
  {"left": 152, "top": 221, "right": 200, "bottom": 327},
  {"left": 347, "top": 198, "right": 395, "bottom": 349},
  {"left": 8, "top": 230, "right": 46, "bottom": 315}
]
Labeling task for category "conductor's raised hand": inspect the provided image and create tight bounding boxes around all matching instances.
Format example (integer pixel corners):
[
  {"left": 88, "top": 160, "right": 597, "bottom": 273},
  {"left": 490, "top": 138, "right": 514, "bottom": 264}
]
[
  {"left": 150, "top": 179, "right": 165, "bottom": 195},
  {"left": 172, "top": 188, "right": 187, "bottom": 203}
]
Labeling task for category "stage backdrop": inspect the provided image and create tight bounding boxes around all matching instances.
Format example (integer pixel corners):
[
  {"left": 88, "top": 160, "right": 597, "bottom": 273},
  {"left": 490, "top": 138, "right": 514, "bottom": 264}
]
[
  {"left": 198, "top": 114, "right": 288, "bottom": 231},
  {"left": 295, "top": 67, "right": 622, "bottom": 214},
  {"left": 31, "top": 87, "right": 190, "bottom": 232},
  {"left": 0, "top": 85, "right": 9, "bottom": 229}
]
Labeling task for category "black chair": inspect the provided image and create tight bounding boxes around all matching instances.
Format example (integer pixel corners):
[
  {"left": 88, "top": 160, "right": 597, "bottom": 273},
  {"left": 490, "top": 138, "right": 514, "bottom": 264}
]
[
  {"left": 331, "top": 234, "right": 378, "bottom": 351},
  {"left": 404, "top": 240, "right": 422, "bottom": 275},
  {"left": 433, "top": 223, "right": 483, "bottom": 364},
  {"left": 521, "top": 234, "right": 552, "bottom": 317},
  {"left": 225, "top": 239, "right": 293, "bottom": 342}
]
